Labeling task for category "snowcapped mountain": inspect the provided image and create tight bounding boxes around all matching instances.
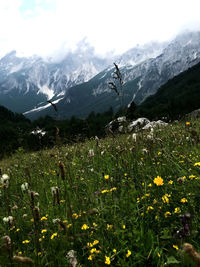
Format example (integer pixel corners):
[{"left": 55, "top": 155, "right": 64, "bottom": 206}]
[
  {"left": 0, "top": 42, "right": 110, "bottom": 113},
  {"left": 1, "top": 31, "right": 200, "bottom": 119},
  {"left": 41, "top": 31, "right": 200, "bottom": 119}
]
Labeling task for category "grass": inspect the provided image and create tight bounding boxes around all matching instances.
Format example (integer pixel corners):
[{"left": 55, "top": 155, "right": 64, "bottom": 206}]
[{"left": 1, "top": 119, "right": 200, "bottom": 266}]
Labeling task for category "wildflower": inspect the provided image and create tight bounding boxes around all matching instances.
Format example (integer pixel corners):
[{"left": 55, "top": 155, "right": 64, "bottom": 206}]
[
  {"left": 185, "top": 122, "right": 190, "bottom": 126},
  {"left": 88, "top": 255, "right": 93, "bottom": 260},
  {"left": 50, "top": 233, "right": 58, "bottom": 239},
  {"left": 162, "top": 194, "right": 170, "bottom": 204},
  {"left": 21, "top": 182, "right": 29, "bottom": 191},
  {"left": 174, "top": 207, "right": 181, "bottom": 214},
  {"left": 1, "top": 174, "right": 9, "bottom": 188},
  {"left": 41, "top": 229, "right": 47, "bottom": 234},
  {"left": 153, "top": 176, "right": 164, "bottom": 186},
  {"left": 126, "top": 250, "right": 131, "bottom": 258},
  {"left": 168, "top": 180, "right": 173, "bottom": 184},
  {"left": 22, "top": 240, "right": 30, "bottom": 244},
  {"left": 105, "top": 256, "right": 111, "bottom": 265},
  {"left": 3, "top": 216, "right": 14, "bottom": 224},
  {"left": 194, "top": 162, "right": 200, "bottom": 167},
  {"left": 189, "top": 175, "right": 196, "bottom": 179},
  {"left": 157, "top": 252, "right": 160, "bottom": 257},
  {"left": 92, "top": 240, "right": 99, "bottom": 246},
  {"left": 18, "top": 251, "right": 22, "bottom": 256},
  {"left": 132, "top": 133, "right": 137, "bottom": 141},
  {"left": 164, "top": 211, "right": 171, "bottom": 218},
  {"left": 113, "top": 249, "right": 117, "bottom": 253},
  {"left": 107, "top": 224, "right": 113, "bottom": 230},
  {"left": 41, "top": 216, "right": 47, "bottom": 221},
  {"left": 38, "top": 252, "right": 42, "bottom": 256},
  {"left": 72, "top": 213, "right": 79, "bottom": 219},
  {"left": 124, "top": 173, "right": 127, "bottom": 176},
  {"left": 89, "top": 149, "right": 94, "bottom": 157},
  {"left": 173, "top": 245, "right": 179, "bottom": 250},
  {"left": 101, "top": 189, "right": 109, "bottom": 194},
  {"left": 81, "top": 224, "right": 89, "bottom": 230},
  {"left": 180, "top": 198, "right": 188, "bottom": 203},
  {"left": 148, "top": 183, "right": 152, "bottom": 187},
  {"left": 66, "top": 250, "right": 78, "bottom": 266},
  {"left": 147, "top": 206, "right": 154, "bottom": 211},
  {"left": 110, "top": 187, "right": 117, "bottom": 192},
  {"left": 122, "top": 225, "right": 126, "bottom": 229},
  {"left": 104, "top": 175, "right": 109, "bottom": 180}
]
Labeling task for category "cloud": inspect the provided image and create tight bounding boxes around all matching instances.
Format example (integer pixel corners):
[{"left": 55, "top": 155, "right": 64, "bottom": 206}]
[{"left": 0, "top": 0, "right": 200, "bottom": 59}]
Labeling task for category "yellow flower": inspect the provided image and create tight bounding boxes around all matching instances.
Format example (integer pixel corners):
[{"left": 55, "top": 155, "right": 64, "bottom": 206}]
[
  {"left": 101, "top": 189, "right": 109, "bottom": 194},
  {"left": 88, "top": 255, "right": 93, "bottom": 261},
  {"left": 126, "top": 250, "right": 131, "bottom": 258},
  {"left": 194, "top": 162, "right": 200, "bottom": 167},
  {"left": 180, "top": 198, "right": 188, "bottom": 203},
  {"left": 107, "top": 224, "right": 113, "bottom": 230},
  {"left": 174, "top": 207, "right": 181, "bottom": 213},
  {"left": 104, "top": 175, "right": 109, "bottom": 180},
  {"left": 41, "top": 229, "right": 47, "bottom": 234},
  {"left": 168, "top": 180, "right": 173, "bottom": 184},
  {"left": 157, "top": 252, "right": 161, "bottom": 257},
  {"left": 153, "top": 199, "right": 157, "bottom": 204},
  {"left": 18, "top": 251, "right": 22, "bottom": 255},
  {"left": 50, "top": 233, "right": 58, "bottom": 239},
  {"left": 105, "top": 256, "right": 111, "bottom": 265},
  {"left": 72, "top": 213, "right": 79, "bottom": 219},
  {"left": 147, "top": 206, "right": 154, "bottom": 211},
  {"left": 162, "top": 195, "right": 169, "bottom": 204},
  {"left": 16, "top": 228, "right": 20, "bottom": 232},
  {"left": 38, "top": 252, "right": 42, "bottom": 256},
  {"left": 93, "top": 240, "right": 99, "bottom": 246},
  {"left": 81, "top": 224, "right": 89, "bottom": 230},
  {"left": 148, "top": 183, "right": 152, "bottom": 187},
  {"left": 22, "top": 240, "right": 30, "bottom": 244},
  {"left": 110, "top": 187, "right": 117, "bottom": 192},
  {"left": 186, "top": 122, "right": 190, "bottom": 126},
  {"left": 124, "top": 173, "right": 127, "bottom": 176},
  {"left": 189, "top": 175, "right": 196, "bottom": 179},
  {"left": 113, "top": 249, "right": 117, "bottom": 253},
  {"left": 153, "top": 176, "right": 164, "bottom": 186},
  {"left": 41, "top": 216, "right": 47, "bottom": 221},
  {"left": 122, "top": 225, "right": 126, "bottom": 229},
  {"left": 164, "top": 211, "right": 171, "bottom": 218},
  {"left": 173, "top": 245, "right": 179, "bottom": 250}
]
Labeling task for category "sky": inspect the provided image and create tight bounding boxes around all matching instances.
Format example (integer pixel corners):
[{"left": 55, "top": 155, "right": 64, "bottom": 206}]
[{"left": 0, "top": 0, "right": 200, "bottom": 59}]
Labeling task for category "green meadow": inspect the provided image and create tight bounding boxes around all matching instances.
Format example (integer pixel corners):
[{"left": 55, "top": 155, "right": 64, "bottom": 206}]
[{"left": 1, "top": 119, "right": 200, "bottom": 266}]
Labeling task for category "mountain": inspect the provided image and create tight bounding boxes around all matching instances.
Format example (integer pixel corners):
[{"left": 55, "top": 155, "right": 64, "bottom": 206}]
[
  {"left": 1, "top": 31, "right": 200, "bottom": 119},
  {"left": 0, "top": 41, "right": 110, "bottom": 113},
  {"left": 24, "top": 31, "right": 200, "bottom": 119},
  {"left": 135, "top": 60, "right": 200, "bottom": 120}
]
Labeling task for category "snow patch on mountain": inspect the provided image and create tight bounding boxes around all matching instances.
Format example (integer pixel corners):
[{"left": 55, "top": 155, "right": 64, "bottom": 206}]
[{"left": 24, "top": 97, "right": 64, "bottom": 114}]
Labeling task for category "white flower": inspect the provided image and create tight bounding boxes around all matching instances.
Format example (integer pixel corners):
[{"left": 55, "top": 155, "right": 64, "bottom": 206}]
[
  {"left": 2, "top": 174, "right": 9, "bottom": 180},
  {"left": 1, "top": 174, "right": 10, "bottom": 185},
  {"left": 3, "top": 216, "right": 13, "bottom": 224},
  {"left": 132, "top": 133, "right": 137, "bottom": 142},
  {"left": 89, "top": 149, "right": 94, "bottom": 157},
  {"left": 51, "top": 187, "right": 58, "bottom": 195},
  {"left": 21, "top": 182, "right": 29, "bottom": 191}
]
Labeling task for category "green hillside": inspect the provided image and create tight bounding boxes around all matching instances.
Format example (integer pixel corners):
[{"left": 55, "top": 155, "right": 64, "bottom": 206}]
[
  {"left": 136, "top": 61, "right": 200, "bottom": 120},
  {"left": 1, "top": 118, "right": 200, "bottom": 266}
]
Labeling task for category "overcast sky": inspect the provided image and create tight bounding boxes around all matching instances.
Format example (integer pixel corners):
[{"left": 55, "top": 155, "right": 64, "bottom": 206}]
[{"left": 0, "top": 0, "right": 200, "bottom": 59}]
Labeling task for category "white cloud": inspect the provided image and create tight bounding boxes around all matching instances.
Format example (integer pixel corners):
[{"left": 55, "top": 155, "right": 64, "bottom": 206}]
[{"left": 0, "top": 0, "right": 200, "bottom": 59}]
